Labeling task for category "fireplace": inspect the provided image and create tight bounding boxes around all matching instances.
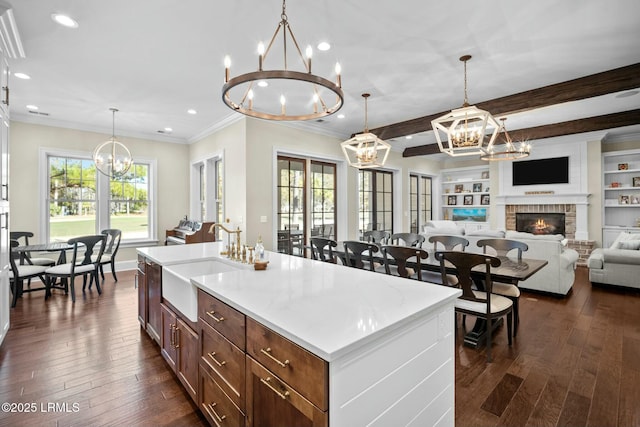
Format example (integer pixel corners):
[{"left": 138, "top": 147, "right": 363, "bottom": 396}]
[{"left": 516, "top": 213, "right": 566, "bottom": 236}]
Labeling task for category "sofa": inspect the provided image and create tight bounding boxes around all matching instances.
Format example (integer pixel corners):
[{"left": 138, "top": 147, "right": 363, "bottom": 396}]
[
  {"left": 588, "top": 232, "right": 640, "bottom": 290},
  {"left": 420, "top": 222, "right": 579, "bottom": 296}
]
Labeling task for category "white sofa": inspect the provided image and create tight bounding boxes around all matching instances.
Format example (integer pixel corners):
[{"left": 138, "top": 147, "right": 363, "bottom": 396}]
[
  {"left": 587, "top": 232, "right": 640, "bottom": 290},
  {"left": 420, "top": 224, "right": 579, "bottom": 296}
]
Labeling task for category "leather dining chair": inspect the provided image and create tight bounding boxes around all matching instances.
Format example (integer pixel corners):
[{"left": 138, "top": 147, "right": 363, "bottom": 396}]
[
  {"left": 93, "top": 229, "right": 122, "bottom": 283},
  {"left": 309, "top": 237, "right": 338, "bottom": 263},
  {"left": 45, "top": 234, "right": 106, "bottom": 303},
  {"left": 435, "top": 251, "right": 514, "bottom": 363},
  {"left": 389, "top": 232, "right": 425, "bottom": 247},
  {"left": 380, "top": 245, "right": 429, "bottom": 280},
  {"left": 9, "top": 231, "right": 55, "bottom": 267},
  {"left": 343, "top": 240, "right": 379, "bottom": 271},
  {"left": 476, "top": 238, "right": 529, "bottom": 333},
  {"left": 8, "top": 240, "right": 49, "bottom": 307}
]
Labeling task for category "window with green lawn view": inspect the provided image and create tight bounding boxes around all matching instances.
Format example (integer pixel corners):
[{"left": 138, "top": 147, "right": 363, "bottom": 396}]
[
  {"left": 48, "top": 155, "right": 153, "bottom": 242},
  {"left": 358, "top": 169, "right": 393, "bottom": 238}
]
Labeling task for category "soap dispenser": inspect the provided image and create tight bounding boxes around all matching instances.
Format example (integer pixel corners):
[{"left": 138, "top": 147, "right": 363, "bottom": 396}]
[{"left": 255, "top": 235, "right": 265, "bottom": 261}]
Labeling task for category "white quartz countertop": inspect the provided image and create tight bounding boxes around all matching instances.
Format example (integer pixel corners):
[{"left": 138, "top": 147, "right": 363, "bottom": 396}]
[
  {"left": 137, "top": 242, "right": 227, "bottom": 266},
  {"left": 138, "top": 242, "right": 461, "bottom": 361}
]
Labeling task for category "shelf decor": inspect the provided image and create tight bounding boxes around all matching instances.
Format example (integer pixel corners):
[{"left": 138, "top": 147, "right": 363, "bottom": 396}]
[
  {"left": 447, "top": 195, "right": 457, "bottom": 205},
  {"left": 633, "top": 177, "right": 640, "bottom": 187}
]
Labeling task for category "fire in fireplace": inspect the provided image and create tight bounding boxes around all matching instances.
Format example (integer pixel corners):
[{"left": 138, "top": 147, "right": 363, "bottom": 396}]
[{"left": 516, "top": 213, "right": 565, "bottom": 236}]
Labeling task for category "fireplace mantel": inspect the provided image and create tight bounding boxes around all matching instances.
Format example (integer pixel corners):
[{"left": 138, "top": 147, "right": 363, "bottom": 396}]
[{"left": 495, "top": 193, "right": 591, "bottom": 240}]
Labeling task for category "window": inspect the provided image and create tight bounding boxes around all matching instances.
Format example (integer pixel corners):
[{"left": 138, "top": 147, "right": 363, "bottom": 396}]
[
  {"left": 277, "top": 157, "right": 305, "bottom": 255},
  {"left": 359, "top": 169, "right": 393, "bottom": 237},
  {"left": 45, "top": 152, "right": 155, "bottom": 243},
  {"left": 191, "top": 156, "right": 223, "bottom": 238},
  {"left": 409, "top": 174, "right": 432, "bottom": 233},
  {"left": 310, "top": 161, "right": 336, "bottom": 240},
  {"left": 109, "top": 164, "right": 150, "bottom": 240},
  {"left": 276, "top": 156, "right": 338, "bottom": 256}
]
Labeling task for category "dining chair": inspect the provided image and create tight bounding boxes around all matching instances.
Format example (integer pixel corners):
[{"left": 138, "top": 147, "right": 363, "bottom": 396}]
[
  {"left": 8, "top": 240, "right": 49, "bottom": 307},
  {"left": 309, "top": 237, "right": 338, "bottom": 263},
  {"left": 9, "top": 231, "right": 56, "bottom": 267},
  {"left": 428, "top": 235, "right": 469, "bottom": 251},
  {"left": 380, "top": 245, "right": 428, "bottom": 280},
  {"left": 363, "top": 230, "right": 390, "bottom": 245},
  {"left": 45, "top": 234, "right": 106, "bottom": 303},
  {"left": 343, "top": 240, "right": 379, "bottom": 271},
  {"left": 389, "top": 232, "right": 425, "bottom": 247},
  {"left": 93, "top": 229, "right": 122, "bottom": 283},
  {"left": 476, "top": 238, "right": 529, "bottom": 333},
  {"left": 435, "top": 251, "right": 513, "bottom": 362}
]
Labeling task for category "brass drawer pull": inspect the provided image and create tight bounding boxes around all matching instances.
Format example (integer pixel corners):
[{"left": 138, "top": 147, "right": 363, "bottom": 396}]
[
  {"left": 174, "top": 325, "right": 180, "bottom": 349},
  {"left": 169, "top": 323, "right": 175, "bottom": 347},
  {"left": 260, "top": 377, "right": 290, "bottom": 400},
  {"left": 206, "top": 310, "right": 225, "bottom": 323},
  {"left": 207, "top": 351, "right": 226, "bottom": 367},
  {"left": 260, "top": 347, "right": 289, "bottom": 368},
  {"left": 207, "top": 402, "right": 226, "bottom": 423}
]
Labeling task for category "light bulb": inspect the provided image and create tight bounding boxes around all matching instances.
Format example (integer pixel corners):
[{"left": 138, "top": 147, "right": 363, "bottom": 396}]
[
  {"left": 224, "top": 56, "right": 231, "bottom": 68},
  {"left": 257, "top": 42, "right": 265, "bottom": 56},
  {"left": 280, "top": 95, "right": 286, "bottom": 106},
  {"left": 306, "top": 46, "right": 313, "bottom": 59}
]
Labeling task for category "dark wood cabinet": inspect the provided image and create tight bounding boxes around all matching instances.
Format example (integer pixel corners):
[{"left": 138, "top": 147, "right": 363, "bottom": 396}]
[
  {"left": 146, "top": 260, "right": 161, "bottom": 343},
  {"left": 177, "top": 316, "right": 199, "bottom": 401},
  {"left": 161, "top": 302, "right": 199, "bottom": 403},
  {"left": 161, "top": 303, "right": 177, "bottom": 371},
  {"left": 245, "top": 357, "right": 327, "bottom": 427},
  {"left": 197, "top": 289, "right": 327, "bottom": 427},
  {"left": 136, "top": 255, "right": 147, "bottom": 327}
]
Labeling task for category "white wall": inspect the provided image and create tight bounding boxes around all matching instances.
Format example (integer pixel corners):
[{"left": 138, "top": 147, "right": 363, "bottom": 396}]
[{"left": 10, "top": 121, "right": 190, "bottom": 265}]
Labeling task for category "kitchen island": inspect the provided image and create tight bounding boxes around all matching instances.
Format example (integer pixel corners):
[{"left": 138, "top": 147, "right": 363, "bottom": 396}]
[{"left": 137, "top": 242, "right": 460, "bottom": 427}]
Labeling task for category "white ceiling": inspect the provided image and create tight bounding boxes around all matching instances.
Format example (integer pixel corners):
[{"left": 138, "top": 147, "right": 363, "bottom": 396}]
[{"left": 7, "top": 0, "right": 640, "bottom": 153}]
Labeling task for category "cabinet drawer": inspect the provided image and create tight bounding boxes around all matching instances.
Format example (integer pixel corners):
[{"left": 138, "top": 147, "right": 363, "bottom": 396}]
[
  {"left": 246, "top": 318, "right": 328, "bottom": 411},
  {"left": 246, "top": 356, "right": 327, "bottom": 427},
  {"left": 201, "top": 321, "right": 245, "bottom": 411},
  {"left": 200, "top": 368, "right": 244, "bottom": 427},
  {"left": 198, "top": 290, "right": 245, "bottom": 350}
]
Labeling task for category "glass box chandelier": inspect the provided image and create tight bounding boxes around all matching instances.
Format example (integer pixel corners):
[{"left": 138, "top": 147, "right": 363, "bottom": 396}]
[
  {"left": 431, "top": 55, "right": 500, "bottom": 157},
  {"left": 481, "top": 118, "right": 532, "bottom": 161},
  {"left": 341, "top": 94, "right": 391, "bottom": 169},
  {"left": 222, "top": 0, "right": 344, "bottom": 121},
  {"left": 93, "top": 108, "right": 132, "bottom": 178}
]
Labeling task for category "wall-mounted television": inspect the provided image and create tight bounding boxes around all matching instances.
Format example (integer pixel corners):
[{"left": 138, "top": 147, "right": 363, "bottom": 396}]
[{"left": 512, "top": 156, "right": 569, "bottom": 186}]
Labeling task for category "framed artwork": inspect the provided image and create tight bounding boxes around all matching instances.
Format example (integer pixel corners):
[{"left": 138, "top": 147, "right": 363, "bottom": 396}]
[
  {"left": 454, "top": 184, "right": 463, "bottom": 193},
  {"left": 631, "top": 195, "right": 640, "bottom": 204},
  {"left": 481, "top": 195, "right": 490, "bottom": 205},
  {"left": 463, "top": 195, "right": 473, "bottom": 205},
  {"left": 618, "top": 163, "right": 629, "bottom": 170},
  {"left": 481, "top": 171, "right": 490, "bottom": 179},
  {"left": 447, "top": 195, "right": 457, "bottom": 205},
  {"left": 452, "top": 208, "right": 487, "bottom": 222},
  {"left": 633, "top": 177, "right": 640, "bottom": 187},
  {"left": 619, "top": 195, "right": 630, "bottom": 204},
  {"left": 472, "top": 183, "right": 482, "bottom": 192}
]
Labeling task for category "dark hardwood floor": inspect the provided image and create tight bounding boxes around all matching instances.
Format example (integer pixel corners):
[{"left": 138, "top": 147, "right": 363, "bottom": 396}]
[{"left": 0, "top": 267, "right": 638, "bottom": 426}]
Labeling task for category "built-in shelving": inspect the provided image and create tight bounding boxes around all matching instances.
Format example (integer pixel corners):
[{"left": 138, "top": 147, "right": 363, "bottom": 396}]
[
  {"left": 601, "top": 149, "right": 640, "bottom": 247},
  {"left": 439, "top": 166, "right": 490, "bottom": 231}
]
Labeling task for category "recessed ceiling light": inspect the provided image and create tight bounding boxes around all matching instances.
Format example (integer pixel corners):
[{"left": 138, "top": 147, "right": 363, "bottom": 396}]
[
  {"left": 317, "top": 42, "right": 331, "bottom": 51},
  {"left": 26, "top": 104, "right": 38, "bottom": 110},
  {"left": 164, "top": 127, "right": 173, "bottom": 132},
  {"left": 51, "top": 13, "right": 79, "bottom": 28},
  {"left": 14, "top": 72, "right": 30, "bottom": 80},
  {"left": 405, "top": 135, "right": 413, "bottom": 139},
  {"left": 187, "top": 109, "right": 197, "bottom": 115},
  {"left": 337, "top": 114, "right": 345, "bottom": 119},
  {"left": 257, "top": 80, "right": 269, "bottom": 88}
]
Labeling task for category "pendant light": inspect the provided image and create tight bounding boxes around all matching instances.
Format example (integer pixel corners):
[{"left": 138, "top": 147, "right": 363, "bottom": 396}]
[{"left": 93, "top": 108, "right": 132, "bottom": 178}]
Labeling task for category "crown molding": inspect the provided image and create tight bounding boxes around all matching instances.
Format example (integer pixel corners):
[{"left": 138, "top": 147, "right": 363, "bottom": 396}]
[
  {"left": 11, "top": 113, "right": 188, "bottom": 144},
  {"left": 187, "top": 113, "right": 243, "bottom": 144},
  {"left": 0, "top": 5, "right": 25, "bottom": 58}
]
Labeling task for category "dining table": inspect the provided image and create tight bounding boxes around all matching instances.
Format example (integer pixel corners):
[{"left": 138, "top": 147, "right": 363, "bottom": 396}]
[
  {"left": 331, "top": 242, "right": 548, "bottom": 347},
  {"left": 12, "top": 241, "right": 78, "bottom": 295}
]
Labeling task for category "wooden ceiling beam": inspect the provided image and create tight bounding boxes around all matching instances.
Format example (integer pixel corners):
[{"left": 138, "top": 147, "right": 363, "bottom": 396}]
[
  {"left": 369, "top": 62, "right": 640, "bottom": 141},
  {"left": 402, "top": 109, "right": 640, "bottom": 157}
]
